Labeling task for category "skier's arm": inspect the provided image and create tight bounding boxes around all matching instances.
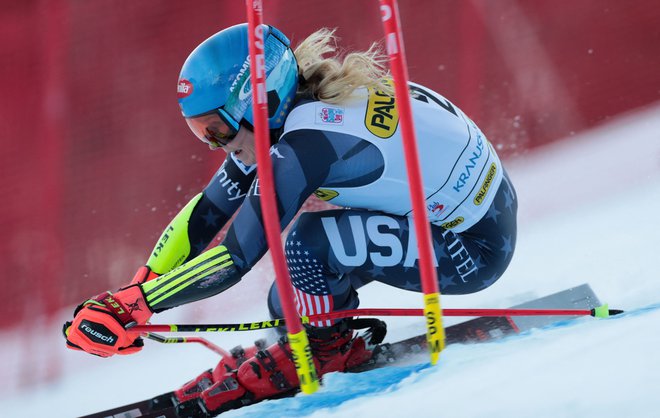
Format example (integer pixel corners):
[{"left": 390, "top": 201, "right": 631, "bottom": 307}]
[
  {"left": 63, "top": 154, "right": 256, "bottom": 356},
  {"left": 137, "top": 153, "right": 256, "bottom": 279},
  {"left": 139, "top": 129, "right": 340, "bottom": 312},
  {"left": 63, "top": 130, "right": 373, "bottom": 357}
]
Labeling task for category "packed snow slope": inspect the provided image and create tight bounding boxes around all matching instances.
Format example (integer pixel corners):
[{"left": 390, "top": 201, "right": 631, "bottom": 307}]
[{"left": 1, "top": 104, "right": 659, "bottom": 417}]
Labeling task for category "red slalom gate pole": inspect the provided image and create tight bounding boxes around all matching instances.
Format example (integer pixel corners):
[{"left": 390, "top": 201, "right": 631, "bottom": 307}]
[
  {"left": 244, "top": 1, "right": 319, "bottom": 394},
  {"left": 378, "top": 0, "right": 445, "bottom": 365}
]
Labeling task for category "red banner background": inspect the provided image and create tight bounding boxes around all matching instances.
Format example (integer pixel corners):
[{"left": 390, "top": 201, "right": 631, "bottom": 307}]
[{"left": 1, "top": 0, "right": 659, "bottom": 330}]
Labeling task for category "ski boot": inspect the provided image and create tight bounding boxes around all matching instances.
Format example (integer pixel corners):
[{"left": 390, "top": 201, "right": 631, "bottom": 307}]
[
  {"left": 170, "top": 339, "right": 267, "bottom": 415},
  {"left": 184, "top": 319, "right": 386, "bottom": 417}
]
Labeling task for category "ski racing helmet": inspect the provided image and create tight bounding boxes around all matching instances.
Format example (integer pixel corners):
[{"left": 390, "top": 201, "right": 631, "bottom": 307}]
[{"left": 177, "top": 24, "right": 299, "bottom": 149}]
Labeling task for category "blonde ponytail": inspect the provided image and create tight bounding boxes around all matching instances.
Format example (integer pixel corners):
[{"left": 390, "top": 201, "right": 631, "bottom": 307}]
[{"left": 293, "top": 28, "right": 393, "bottom": 104}]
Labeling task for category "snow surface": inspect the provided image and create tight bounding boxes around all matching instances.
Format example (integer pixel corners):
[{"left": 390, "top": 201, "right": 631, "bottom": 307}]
[{"left": 1, "top": 103, "right": 659, "bottom": 417}]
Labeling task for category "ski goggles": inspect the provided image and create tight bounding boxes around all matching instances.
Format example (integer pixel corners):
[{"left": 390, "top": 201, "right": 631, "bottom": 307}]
[{"left": 185, "top": 108, "right": 240, "bottom": 149}]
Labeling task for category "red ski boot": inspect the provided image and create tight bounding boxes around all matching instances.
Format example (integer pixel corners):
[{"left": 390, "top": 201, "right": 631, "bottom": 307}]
[
  {"left": 171, "top": 339, "right": 266, "bottom": 414},
  {"left": 189, "top": 319, "right": 386, "bottom": 417}
]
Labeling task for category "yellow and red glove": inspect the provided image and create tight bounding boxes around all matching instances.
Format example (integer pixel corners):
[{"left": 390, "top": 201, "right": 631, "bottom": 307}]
[{"left": 63, "top": 283, "right": 153, "bottom": 357}]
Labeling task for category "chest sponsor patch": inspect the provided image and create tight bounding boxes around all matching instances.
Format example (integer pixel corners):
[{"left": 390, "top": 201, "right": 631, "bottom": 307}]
[{"left": 365, "top": 79, "right": 399, "bottom": 138}]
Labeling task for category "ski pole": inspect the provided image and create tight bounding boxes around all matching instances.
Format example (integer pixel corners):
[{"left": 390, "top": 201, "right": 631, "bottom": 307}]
[
  {"left": 141, "top": 332, "right": 231, "bottom": 357},
  {"left": 127, "top": 304, "right": 623, "bottom": 334},
  {"left": 307, "top": 305, "right": 624, "bottom": 320},
  {"left": 451, "top": 306, "right": 623, "bottom": 317}
]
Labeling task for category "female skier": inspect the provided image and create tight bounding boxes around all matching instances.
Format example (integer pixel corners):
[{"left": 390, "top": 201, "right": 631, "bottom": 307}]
[{"left": 64, "top": 24, "right": 517, "bottom": 414}]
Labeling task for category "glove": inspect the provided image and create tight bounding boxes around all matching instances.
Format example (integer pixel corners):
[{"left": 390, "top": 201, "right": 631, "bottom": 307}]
[
  {"left": 130, "top": 265, "right": 159, "bottom": 285},
  {"left": 63, "top": 284, "right": 153, "bottom": 357}
]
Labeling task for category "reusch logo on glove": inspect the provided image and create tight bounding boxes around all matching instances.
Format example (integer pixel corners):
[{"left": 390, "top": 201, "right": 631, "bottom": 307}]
[{"left": 79, "top": 319, "right": 117, "bottom": 346}]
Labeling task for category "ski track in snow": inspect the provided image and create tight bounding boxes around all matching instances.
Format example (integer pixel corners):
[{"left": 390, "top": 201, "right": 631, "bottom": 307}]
[{"left": 1, "top": 104, "right": 660, "bottom": 417}]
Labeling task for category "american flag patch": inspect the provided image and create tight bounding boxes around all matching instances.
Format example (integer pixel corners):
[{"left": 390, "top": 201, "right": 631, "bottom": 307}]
[{"left": 286, "top": 238, "right": 333, "bottom": 327}]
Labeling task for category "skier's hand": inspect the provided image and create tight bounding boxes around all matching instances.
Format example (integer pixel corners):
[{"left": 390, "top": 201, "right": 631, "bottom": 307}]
[{"left": 62, "top": 284, "right": 153, "bottom": 357}]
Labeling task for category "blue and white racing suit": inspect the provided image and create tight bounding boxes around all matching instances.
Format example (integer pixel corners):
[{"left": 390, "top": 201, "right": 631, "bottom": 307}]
[{"left": 150, "top": 82, "right": 517, "bottom": 325}]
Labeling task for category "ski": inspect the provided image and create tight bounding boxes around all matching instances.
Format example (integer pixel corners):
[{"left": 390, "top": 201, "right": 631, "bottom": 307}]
[
  {"left": 358, "top": 283, "right": 604, "bottom": 371},
  {"left": 79, "top": 284, "right": 600, "bottom": 418},
  {"left": 78, "top": 391, "right": 176, "bottom": 418},
  {"left": 349, "top": 315, "right": 517, "bottom": 373}
]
